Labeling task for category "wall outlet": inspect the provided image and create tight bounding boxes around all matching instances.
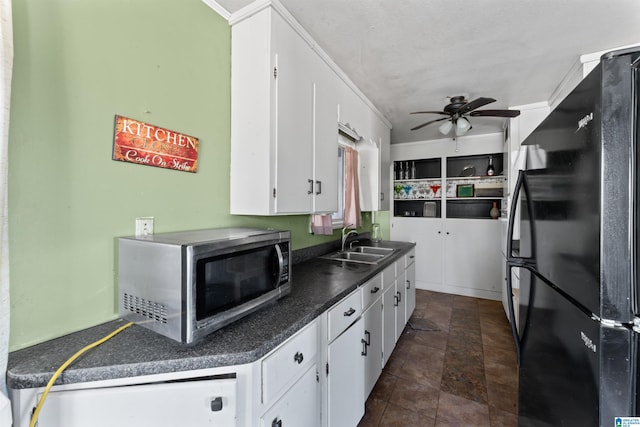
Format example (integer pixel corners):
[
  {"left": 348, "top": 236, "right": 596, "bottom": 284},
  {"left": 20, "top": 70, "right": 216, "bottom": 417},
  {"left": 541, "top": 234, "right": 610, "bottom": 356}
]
[{"left": 135, "top": 217, "right": 154, "bottom": 237}]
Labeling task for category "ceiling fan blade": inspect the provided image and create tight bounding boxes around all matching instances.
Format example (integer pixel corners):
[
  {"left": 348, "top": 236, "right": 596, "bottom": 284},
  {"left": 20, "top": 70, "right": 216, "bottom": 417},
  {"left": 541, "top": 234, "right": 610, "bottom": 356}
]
[
  {"left": 410, "top": 111, "right": 449, "bottom": 115},
  {"left": 456, "top": 97, "right": 496, "bottom": 115},
  {"left": 469, "top": 109, "right": 521, "bottom": 118},
  {"left": 410, "top": 117, "right": 449, "bottom": 131}
]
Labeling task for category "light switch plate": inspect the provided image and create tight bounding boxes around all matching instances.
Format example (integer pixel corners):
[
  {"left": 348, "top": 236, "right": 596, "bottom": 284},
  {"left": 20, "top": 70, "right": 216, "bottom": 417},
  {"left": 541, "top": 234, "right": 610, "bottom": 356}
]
[{"left": 135, "top": 217, "right": 154, "bottom": 237}]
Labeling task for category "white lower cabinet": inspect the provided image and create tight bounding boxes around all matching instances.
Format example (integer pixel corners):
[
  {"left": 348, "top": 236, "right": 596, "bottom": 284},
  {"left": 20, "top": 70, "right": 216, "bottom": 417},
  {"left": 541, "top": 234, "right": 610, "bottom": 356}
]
[
  {"left": 262, "top": 320, "right": 319, "bottom": 406},
  {"left": 392, "top": 217, "right": 502, "bottom": 300},
  {"left": 261, "top": 365, "right": 320, "bottom": 427},
  {"left": 382, "top": 283, "right": 396, "bottom": 367},
  {"left": 394, "top": 270, "right": 407, "bottom": 341},
  {"left": 327, "top": 316, "right": 365, "bottom": 427},
  {"left": 391, "top": 218, "right": 442, "bottom": 290},
  {"left": 35, "top": 377, "right": 237, "bottom": 427},
  {"left": 443, "top": 220, "right": 502, "bottom": 297},
  {"left": 362, "top": 298, "right": 383, "bottom": 398},
  {"left": 404, "top": 249, "right": 416, "bottom": 322}
]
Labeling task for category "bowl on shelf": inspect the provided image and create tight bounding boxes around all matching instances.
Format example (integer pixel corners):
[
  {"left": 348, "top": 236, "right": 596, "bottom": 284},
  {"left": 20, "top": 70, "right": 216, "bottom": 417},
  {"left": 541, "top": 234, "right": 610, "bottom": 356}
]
[{"left": 460, "top": 165, "right": 476, "bottom": 177}]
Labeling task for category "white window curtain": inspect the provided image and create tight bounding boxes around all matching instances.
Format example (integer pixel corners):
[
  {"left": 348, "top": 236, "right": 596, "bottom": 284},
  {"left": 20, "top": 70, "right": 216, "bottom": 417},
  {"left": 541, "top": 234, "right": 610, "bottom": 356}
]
[{"left": 0, "top": 0, "right": 12, "bottom": 424}]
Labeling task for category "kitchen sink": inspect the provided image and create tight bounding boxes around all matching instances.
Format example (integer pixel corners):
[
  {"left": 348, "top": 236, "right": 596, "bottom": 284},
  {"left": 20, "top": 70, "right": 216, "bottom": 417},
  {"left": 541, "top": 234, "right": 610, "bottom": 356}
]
[
  {"left": 320, "top": 246, "right": 395, "bottom": 265},
  {"left": 347, "top": 246, "right": 394, "bottom": 255}
]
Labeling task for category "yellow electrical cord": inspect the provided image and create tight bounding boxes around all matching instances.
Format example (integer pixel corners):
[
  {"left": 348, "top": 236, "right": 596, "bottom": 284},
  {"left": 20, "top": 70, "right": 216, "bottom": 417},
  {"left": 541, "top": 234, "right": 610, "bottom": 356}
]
[{"left": 29, "top": 321, "right": 134, "bottom": 427}]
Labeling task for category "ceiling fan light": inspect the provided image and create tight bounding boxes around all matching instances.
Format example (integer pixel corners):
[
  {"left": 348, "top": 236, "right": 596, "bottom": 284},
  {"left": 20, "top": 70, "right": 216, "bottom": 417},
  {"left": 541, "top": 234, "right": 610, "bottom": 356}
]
[
  {"left": 438, "top": 120, "right": 453, "bottom": 135},
  {"left": 455, "top": 117, "right": 471, "bottom": 136}
]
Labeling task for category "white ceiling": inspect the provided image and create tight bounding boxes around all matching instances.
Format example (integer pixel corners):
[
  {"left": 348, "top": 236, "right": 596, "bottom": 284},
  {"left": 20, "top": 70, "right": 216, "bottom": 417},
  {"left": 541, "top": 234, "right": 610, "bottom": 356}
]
[{"left": 214, "top": 0, "right": 640, "bottom": 143}]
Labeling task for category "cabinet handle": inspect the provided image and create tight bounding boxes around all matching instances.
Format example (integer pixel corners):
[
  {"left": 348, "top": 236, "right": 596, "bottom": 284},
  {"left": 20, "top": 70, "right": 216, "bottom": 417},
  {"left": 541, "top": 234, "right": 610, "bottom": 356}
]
[
  {"left": 344, "top": 307, "right": 356, "bottom": 317},
  {"left": 210, "top": 396, "right": 223, "bottom": 411},
  {"left": 364, "top": 330, "right": 371, "bottom": 346},
  {"left": 272, "top": 418, "right": 282, "bottom": 427},
  {"left": 410, "top": 255, "right": 415, "bottom": 259},
  {"left": 307, "top": 179, "right": 313, "bottom": 195},
  {"left": 370, "top": 286, "right": 380, "bottom": 294},
  {"left": 446, "top": 231, "right": 450, "bottom": 235},
  {"left": 437, "top": 231, "right": 441, "bottom": 234},
  {"left": 315, "top": 180, "right": 322, "bottom": 195},
  {"left": 398, "top": 291, "right": 402, "bottom": 302},
  {"left": 361, "top": 338, "right": 368, "bottom": 356},
  {"left": 394, "top": 294, "right": 399, "bottom": 307},
  {"left": 293, "top": 351, "right": 304, "bottom": 364},
  {"left": 406, "top": 279, "right": 411, "bottom": 289},
  {"left": 380, "top": 192, "right": 385, "bottom": 201}
]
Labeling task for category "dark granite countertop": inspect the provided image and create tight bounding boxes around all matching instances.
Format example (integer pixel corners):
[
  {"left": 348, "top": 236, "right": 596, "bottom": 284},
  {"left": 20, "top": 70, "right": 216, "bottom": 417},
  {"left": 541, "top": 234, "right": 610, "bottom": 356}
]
[{"left": 7, "top": 240, "right": 414, "bottom": 390}]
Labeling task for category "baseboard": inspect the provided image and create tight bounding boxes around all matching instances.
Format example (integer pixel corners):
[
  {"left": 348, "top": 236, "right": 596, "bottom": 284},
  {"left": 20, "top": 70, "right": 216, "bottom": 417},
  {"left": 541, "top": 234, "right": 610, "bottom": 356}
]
[{"left": 415, "top": 280, "right": 501, "bottom": 301}]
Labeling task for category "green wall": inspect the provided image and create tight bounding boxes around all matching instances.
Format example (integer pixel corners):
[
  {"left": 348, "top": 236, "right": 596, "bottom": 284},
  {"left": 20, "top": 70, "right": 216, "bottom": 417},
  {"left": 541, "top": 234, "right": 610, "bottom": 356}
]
[{"left": 8, "top": 0, "right": 379, "bottom": 351}]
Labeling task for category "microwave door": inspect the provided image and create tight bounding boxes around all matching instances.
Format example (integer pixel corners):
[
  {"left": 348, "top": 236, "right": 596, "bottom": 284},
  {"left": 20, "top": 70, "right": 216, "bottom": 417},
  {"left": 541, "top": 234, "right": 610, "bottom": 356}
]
[{"left": 195, "top": 244, "right": 287, "bottom": 321}]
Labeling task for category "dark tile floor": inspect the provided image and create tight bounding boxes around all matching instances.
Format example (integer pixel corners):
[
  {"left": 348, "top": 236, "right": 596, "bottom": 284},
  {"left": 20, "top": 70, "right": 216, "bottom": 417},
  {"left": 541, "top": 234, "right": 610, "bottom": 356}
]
[{"left": 358, "top": 290, "right": 518, "bottom": 427}]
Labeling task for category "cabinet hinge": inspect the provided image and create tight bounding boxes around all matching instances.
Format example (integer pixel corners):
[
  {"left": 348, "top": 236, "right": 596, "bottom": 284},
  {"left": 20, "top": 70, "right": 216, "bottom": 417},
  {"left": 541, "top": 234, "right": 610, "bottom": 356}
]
[
  {"left": 273, "top": 67, "right": 278, "bottom": 79},
  {"left": 326, "top": 362, "right": 329, "bottom": 376},
  {"left": 316, "top": 370, "right": 320, "bottom": 383},
  {"left": 272, "top": 188, "right": 276, "bottom": 198}
]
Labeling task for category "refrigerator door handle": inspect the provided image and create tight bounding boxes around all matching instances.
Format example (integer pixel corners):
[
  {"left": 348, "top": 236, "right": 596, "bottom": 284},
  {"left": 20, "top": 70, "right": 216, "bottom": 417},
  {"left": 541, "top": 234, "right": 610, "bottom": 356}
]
[
  {"left": 505, "top": 169, "right": 536, "bottom": 366},
  {"left": 507, "top": 170, "right": 536, "bottom": 270}
]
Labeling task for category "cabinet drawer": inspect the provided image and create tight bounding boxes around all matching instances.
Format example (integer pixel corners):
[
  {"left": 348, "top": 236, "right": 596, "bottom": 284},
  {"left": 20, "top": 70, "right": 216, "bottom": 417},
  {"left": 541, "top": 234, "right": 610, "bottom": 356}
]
[
  {"left": 327, "top": 289, "right": 362, "bottom": 342},
  {"left": 361, "top": 274, "right": 383, "bottom": 310},
  {"left": 382, "top": 262, "right": 397, "bottom": 289},
  {"left": 263, "top": 320, "right": 319, "bottom": 405},
  {"left": 405, "top": 249, "right": 416, "bottom": 268}
]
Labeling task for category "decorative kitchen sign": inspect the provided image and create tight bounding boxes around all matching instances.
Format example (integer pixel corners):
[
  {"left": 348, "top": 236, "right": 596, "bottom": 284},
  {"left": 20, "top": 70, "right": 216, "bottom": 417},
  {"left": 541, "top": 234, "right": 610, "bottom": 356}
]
[{"left": 112, "top": 115, "right": 199, "bottom": 173}]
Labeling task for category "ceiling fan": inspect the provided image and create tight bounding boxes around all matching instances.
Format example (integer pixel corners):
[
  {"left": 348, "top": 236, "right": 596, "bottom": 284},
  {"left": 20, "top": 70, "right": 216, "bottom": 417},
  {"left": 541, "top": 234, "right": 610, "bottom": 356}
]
[{"left": 410, "top": 96, "right": 521, "bottom": 136}]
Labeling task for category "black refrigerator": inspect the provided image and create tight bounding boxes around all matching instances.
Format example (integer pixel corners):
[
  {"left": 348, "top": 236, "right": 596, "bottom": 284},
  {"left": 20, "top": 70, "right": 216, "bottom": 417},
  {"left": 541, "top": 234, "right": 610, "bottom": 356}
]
[{"left": 506, "top": 46, "right": 640, "bottom": 426}]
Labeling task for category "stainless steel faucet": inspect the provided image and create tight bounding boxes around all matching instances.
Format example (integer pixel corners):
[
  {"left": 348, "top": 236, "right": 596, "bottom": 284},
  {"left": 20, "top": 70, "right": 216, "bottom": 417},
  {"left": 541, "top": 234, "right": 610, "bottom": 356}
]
[{"left": 341, "top": 224, "right": 358, "bottom": 252}]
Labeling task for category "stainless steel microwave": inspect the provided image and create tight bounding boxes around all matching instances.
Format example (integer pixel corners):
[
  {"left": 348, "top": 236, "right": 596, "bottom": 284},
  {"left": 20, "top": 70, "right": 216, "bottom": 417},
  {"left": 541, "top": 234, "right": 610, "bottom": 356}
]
[{"left": 118, "top": 227, "right": 291, "bottom": 344}]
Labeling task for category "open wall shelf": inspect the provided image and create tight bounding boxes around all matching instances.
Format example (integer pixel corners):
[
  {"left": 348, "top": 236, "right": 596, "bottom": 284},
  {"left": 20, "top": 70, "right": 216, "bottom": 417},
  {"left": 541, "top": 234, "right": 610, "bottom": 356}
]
[{"left": 393, "top": 152, "right": 504, "bottom": 219}]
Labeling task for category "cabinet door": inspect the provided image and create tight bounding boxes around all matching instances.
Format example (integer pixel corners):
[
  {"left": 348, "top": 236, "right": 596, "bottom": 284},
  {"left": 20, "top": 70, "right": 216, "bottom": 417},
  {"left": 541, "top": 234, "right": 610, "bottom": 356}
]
[
  {"left": 405, "top": 261, "right": 416, "bottom": 321},
  {"left": 378, "top": 126, "right": 391, "bottom": 212},
  {"left": 310, "top": 55, "right": 338, "bottom": 213},
  {"left": 327, "top": 317, "right": 365, "bottom": 427},
  {"left": 444, "top": 220, "right": 502, "bottom": 296},
  {"left": 261, "top": 365, "right": 320, "bottom": 427},
  {"left": 395, "top": 270, "right": 407, "bottom": 340},
  {"left": 358, "top": 140, "right": 380, "bottom": 212},
  {"left": 391, "top": 217, "right": 443, "bottom": 288},
  {"left": 37, "top": 378, "right": 236, "bottom": 427},
  {"left": 362, "top": 298, "right": 383, "bottom": 398},
  {"left": 382, "top": 284, "right": 396, "bottom": 367},
  {"left": 272, "top": 12, "right": 314, "bottom": 213}
]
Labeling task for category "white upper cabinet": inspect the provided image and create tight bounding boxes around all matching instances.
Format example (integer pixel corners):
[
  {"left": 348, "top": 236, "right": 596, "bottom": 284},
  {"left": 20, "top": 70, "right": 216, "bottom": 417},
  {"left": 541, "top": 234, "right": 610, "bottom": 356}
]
[
  {"left": 310, "top": 52, "right": 340, "bottom": 213},
  {"left": 230, "top": 3, "right": 337, "bottom": 215},
  {"left": 230, "top": 0, "right": 390, "bottom": 215},
  {"left": 338, "top": 78, "right": 392, "bottom": 213}
]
